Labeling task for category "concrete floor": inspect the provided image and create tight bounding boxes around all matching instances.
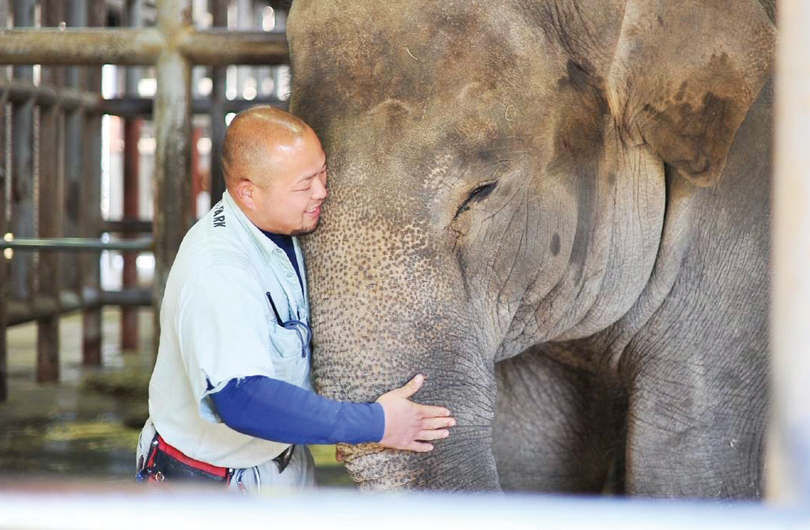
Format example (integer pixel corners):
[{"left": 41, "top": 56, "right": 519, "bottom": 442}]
[{"left": 0, "top": 307, "right": 352, "bottom": 487}]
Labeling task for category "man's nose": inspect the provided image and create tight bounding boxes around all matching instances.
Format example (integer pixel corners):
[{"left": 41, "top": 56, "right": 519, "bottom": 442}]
[{"left": 312, "top": 176, "right": 328, "bottom": 200}]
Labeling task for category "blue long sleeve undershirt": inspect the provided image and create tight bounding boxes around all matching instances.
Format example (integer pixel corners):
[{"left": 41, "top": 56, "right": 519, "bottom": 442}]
[
  {"left": 210, "top": 375, "right": 385, "bottom": 445},
  {"left": 211, "top": 230, "right": 385, "bottom": 445}
]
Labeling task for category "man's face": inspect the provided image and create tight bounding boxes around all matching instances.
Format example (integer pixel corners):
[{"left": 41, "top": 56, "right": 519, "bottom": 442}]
[{"left": 252, "top": 130, "right": 328, "bottom": 236}]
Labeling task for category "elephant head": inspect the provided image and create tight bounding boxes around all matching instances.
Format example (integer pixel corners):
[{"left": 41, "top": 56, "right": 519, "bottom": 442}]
[{"left": 288, "top": 0, "right": 774, "bottom": 490}]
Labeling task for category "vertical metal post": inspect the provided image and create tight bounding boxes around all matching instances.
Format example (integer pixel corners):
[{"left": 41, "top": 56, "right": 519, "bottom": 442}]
[
  {"left": 36, "top": 0, "right": 66, "bottom": 382},
  {"left": 209, "top": 0, "right": 227, "bottom": 205},
  {"left": 36, "top": 102, "right": 61, "bottom": 381},
  {"left": 272, "top": 7, "right": 288, "bottom": 101},
  {"left": 40, "top": 1, "right": 65, "bottom": 86},
  {"left": 80, "top": 0, "right": 105, "bottom": 366},
  {"left": 63, "top": 0, "right": 86, "bottom": 293},
  {"left": 10, "top": 0, "right": 35, "bottom": 303},
  {"left": 0, "top": 0, "right": 9, "bottom": 402},
  {"left": 152, "top": 0, "right": 193, "bottom": 352},
  {"left": 191, "top": 126, "right": 202, "bottom": 211},
  {"left": 121, "top": 0, "right": 142, "bottom": 351},
  {"left": 235, "top": 0, "right": 252, "bottom": 90},
  {"left": 770, "top": 0, "right": 810, "bottom": 505}
]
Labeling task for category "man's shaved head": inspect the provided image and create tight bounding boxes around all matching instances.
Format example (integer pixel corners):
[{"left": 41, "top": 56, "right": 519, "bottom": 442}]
[
  {"left": 221, "top": 105, "right": 328, "bottom": 236},
  {"left": 222, "top": 105, "right": 313, "bottom": 189}
]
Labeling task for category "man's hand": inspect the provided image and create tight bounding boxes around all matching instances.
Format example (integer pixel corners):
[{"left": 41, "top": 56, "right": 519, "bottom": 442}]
[{"left": 376, "top": 374, "right": 455, "bottom": 452}]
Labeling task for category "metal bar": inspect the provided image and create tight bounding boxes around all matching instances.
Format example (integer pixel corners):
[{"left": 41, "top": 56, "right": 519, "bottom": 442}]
[
  {"left": 770, "top": 0, "right": 810, "bottom": 505},
  {"left": 41, "top": 0, "right": 66, "bottom": 86},
  {"left": 7, "top": 289, "right": 98, "bottom": 326},
  {"left": 10, "top": 0, "right": 36, "bottom": 303},
  {"left": 80, "top": 0, "right": 106, "bottom": 368},
  {"left": 36, "top": 103, "right": 62, "bottom": 382},
  {"left": 209, "top": 0, "right": 227, "bottom": 207},
  {"left": 152, "top": 0, "right": 194, "bottom": 354},
  {"left": 191, "top": 125, "right": 202, "bottom": 210},
  {"left": 9, "top": 298, "right": 82, "bottom": 327},
  {"left": 0, "top": 29, "right": 289, "bottom": 66},
  {"left": 122, "top": 10, "right": 142, "bottom": 351},
  {"left": 100, "top": 288, "right": 151, "bottom": 307},
  {"left": 36, "top": 28, "right": 63, "bottom": 383},
  {"left": 236, "top": 0, "right": 253, "bottom": 95},
  {"left": 0, "top": 29, "right": 164, "bottom": 65},
  {"left": 6, "top": 288, "right": 151, "bottom": 327},
  {"left": 0, "top": 0, "right": 8, "bottom": 404},
  {"left": 100, "top": 218, "right": 152, "bottom": 233},
  {"left": 0, "top": 78, "right": 101, "bottom": 112},
  {"left": 35, "top": 0, "right": 67, "bottom": 384},
  {"left": 99, "top": 96, "right": 285, "bottom": 117},
  {"left": 63, "top": 0, "right": 86, "bottom": 294},
  {"left": 0, "top": 237, "right": 153, "bottom": 251},
  {"left": 182, "top": 30, "right": 290, "bottom": 66}
]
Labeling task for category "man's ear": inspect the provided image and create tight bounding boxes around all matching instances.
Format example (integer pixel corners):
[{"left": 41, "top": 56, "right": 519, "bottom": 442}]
[
  {"left": 233, "top": 179, "right": 256, "bottom": 209},
  {"left": 606, "top": 0, "right": 775, "bottom": 187}
]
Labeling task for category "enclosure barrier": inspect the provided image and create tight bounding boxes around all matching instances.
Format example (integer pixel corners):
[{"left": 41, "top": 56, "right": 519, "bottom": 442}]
[
  {"left": 0, "top": 233, "right": 153, "bottom": 326},
  {"left": 769, "top": 0, "right": 810, "bottom": 506},
  {"left": 0, "top": 490, "right": 808, "bottom": 530},
  {"left": 0, "top": 0, "right": 291, "bottom": 402},
  {"left": 0, "top": 77, "right": 281, "bottom": 117},
  {"left": 0, "top": 0, "right": 287, "bottom": 317},
  {"left": 0, "top": 237, "right": 153, "bottom": 252}
]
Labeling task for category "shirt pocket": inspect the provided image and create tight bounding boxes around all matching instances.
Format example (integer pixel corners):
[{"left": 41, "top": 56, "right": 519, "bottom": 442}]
[{"left": 267, "top": 321, "right": 310, "bottom": 387}]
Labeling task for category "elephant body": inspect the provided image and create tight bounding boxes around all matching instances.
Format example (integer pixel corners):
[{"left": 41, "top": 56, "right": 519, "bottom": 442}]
[{"left": 287, "top": 0, "right": 775, "bottom": 497}]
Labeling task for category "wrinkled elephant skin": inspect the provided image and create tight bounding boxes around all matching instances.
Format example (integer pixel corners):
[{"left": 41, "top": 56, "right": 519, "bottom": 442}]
[{"left": 288, "top": 0, "right": 775, "bottom": 497}]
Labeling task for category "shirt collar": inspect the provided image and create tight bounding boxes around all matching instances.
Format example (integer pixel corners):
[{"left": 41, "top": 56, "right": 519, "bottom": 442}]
[{"left": 222, "top": 190, "right": 289, "bottom": 257}]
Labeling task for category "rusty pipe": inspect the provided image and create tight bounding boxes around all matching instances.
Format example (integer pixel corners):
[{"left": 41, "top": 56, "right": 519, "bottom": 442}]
[
  {"left": 0, "top": 78, "right": 100, "bottom": 110},
  {"left": 0, "top": 28, "right": 289, "bottom": 66},
  {"left": 178, "top": 30, "right": 289, "bottom": 66},
  {"left": 0, "top": 29, "right": 164, "bottom": 65}
]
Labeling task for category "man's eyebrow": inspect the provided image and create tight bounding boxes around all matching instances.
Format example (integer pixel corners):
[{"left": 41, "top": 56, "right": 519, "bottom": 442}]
[{"left": 295, "top": 163, "right": 327, "bottom": 183}]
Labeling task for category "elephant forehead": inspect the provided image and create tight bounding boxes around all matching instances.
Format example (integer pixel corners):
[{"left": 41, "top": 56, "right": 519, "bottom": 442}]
[{"left": 289, "top": 0, "right": 560, "bottom": 113}]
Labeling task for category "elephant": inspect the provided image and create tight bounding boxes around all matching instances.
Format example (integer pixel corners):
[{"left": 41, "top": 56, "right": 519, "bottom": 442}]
[{"left": 287, "top": 0, "right": 776, "bottom": 497}]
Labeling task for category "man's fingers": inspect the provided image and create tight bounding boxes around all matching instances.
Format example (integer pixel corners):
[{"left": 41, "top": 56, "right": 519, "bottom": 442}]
[
  {"left": 421, "top": 416, "right": 456, "bottom": 430},
  {"left": 416, "top": 404, "right": 451, "bottom": 418},
  {"left": 416, "top": 429, "right": 450, "bottom": 441},
  {"left": 406, "top": 441, "right": 434, "bottom": 453},
  {"left": 394, "top": 374, "right": 424, "bottom": 398}
]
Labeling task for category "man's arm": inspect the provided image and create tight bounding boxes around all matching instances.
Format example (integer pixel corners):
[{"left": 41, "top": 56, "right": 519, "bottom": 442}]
[
  {"left": 210, "top": 373, "right": 454, "bottom": 450},
  {"left": 210, "top": 375, "right": 384, "bottom": 444}
]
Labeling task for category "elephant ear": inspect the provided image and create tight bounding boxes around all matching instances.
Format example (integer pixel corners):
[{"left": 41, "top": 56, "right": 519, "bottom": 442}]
[{"left": 607, "top": 0, "right": 775, "bottom": 187}]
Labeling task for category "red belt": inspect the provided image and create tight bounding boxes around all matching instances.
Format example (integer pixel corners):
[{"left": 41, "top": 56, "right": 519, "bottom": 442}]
[
  {"left": 138, "top": 434, "right": 295, "bottom": 486},
  {"left": 142, "top": 434, "right": 233, "bottom": 484}
]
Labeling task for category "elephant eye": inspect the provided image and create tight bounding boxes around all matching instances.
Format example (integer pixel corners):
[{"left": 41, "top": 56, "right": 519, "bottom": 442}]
[{"left": 454, "top": 181, "right": 498, "bottom": 220}]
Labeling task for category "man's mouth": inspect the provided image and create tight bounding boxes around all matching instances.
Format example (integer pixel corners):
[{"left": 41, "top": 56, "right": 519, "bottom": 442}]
[{"left": 305, "top": 205, "right": 322, "bottom": 217}]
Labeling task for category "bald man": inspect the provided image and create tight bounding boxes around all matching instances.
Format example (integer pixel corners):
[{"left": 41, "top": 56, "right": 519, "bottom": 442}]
[{"left": 136, "top": 106, "right": 454, "bottom": 491}]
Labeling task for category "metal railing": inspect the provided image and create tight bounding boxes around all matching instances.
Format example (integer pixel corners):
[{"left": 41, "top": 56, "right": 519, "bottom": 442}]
[
  {"left": 0, "top": 0, "right": 292, "bottom": 401},
  {"left": 0, "top": 237, "right": 153, "bottom": 252}
]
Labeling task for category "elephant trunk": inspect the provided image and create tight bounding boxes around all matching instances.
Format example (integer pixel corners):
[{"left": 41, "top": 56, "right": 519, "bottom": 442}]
[
  {"left": 311, "top": 294, "right": 501, "bottom": 490},
  {"left": 316, "top": 325, "right": 501, "bottom": 490},
  {"left": 341, "top": 423, "right": 500, "bottom": 490},
  {"left": 303, "top": 197, "right": 501, "bottom": 490}
]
